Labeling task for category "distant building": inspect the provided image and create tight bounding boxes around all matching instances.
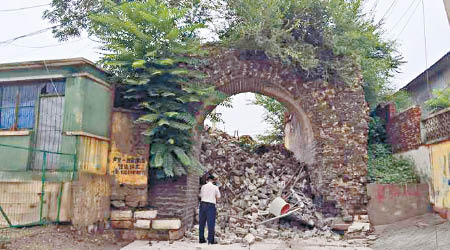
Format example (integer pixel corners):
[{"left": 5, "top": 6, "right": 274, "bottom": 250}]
[{"left": 401, "top": 51, "right": 449, "bottom": 117}]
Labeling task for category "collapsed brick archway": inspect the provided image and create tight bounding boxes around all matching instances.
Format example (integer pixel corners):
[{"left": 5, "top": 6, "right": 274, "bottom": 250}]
[{"left": 199, "top": 49, "right": 369, "bottom": 218}]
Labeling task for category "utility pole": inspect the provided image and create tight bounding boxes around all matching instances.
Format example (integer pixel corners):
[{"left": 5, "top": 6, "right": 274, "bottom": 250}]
[{"left": 444, "top": 0, "right": 450, "bottom": 25}]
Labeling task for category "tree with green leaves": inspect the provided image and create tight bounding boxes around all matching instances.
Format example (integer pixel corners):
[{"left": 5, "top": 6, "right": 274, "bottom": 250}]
[
  {"left": 223, "top": 0, "right": 402, "bottom": 107},
  {"left": 252, "top": 95, "right": 286, "bottom": 144},
  {"left": 89, "top": 0, "right": 224, "bottom": 177},
  {"left": 425, "top": 88, "right": 450, "bottom": 113}
]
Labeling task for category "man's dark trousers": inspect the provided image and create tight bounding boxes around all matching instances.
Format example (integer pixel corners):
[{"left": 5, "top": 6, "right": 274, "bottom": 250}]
[{"left": 199, "top": 201, "right": 216, "bottom": 243}]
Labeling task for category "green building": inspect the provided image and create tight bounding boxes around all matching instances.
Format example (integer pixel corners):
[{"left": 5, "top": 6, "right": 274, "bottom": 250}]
[{"left": 0, "top": 58, "right": 113, "bottom": 227}]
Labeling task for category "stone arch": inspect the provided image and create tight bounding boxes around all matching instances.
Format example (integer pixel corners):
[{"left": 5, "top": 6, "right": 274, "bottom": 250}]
[{"left": 199, "top": 49, "right": 369, "bottom": 218}]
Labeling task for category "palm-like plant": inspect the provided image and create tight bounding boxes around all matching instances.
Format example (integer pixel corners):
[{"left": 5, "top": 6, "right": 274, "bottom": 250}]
[{"left": 90, "top": 0, "right": 224, "bottom": 177}]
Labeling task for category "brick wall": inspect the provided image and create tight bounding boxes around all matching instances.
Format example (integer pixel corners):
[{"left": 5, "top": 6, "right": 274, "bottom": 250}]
[
  {"left": 386, "top": 106, "right": 422, "bottom": 153},
  {"left": 148, "top": 173, "right": 199, "bottom": 230}
]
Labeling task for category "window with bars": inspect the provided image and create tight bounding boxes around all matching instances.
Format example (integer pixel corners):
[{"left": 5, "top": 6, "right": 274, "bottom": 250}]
[{"left": 0, "top": 80, "right": 65, "bottom": 130}]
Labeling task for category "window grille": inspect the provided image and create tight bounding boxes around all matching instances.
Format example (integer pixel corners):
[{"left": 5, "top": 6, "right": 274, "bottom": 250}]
[{"left": 0, "top": 81, "right": 65, "bottom": 130}]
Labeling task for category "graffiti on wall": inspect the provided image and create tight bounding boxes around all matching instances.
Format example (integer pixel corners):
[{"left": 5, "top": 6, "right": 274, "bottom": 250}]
[
  {"left": 109, "top": 151, "right": 148, "bottom": 185},
  {"left": 109, "top": 110, "right": 149, "bottom": 185}
]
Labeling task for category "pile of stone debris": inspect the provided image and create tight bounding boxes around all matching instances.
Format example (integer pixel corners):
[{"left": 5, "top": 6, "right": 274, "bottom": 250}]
[{"left": 186, "top": 129, "right": 342, "bottom": 245}]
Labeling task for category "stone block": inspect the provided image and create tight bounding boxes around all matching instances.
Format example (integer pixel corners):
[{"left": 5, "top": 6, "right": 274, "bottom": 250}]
[
  {"left": 134, "top": 210, "right": 158, "bottom": 219},
  {"left": 134, "top": 219, "right": 151, "bottom": 229},
  {"left": 114, "top": 229, "right": 137, "bottom": 241},
  {"left": 347, "top": 222, "right": 370, "bottom": 233},
  {"left": 111, "top": 210, "right": 133, "bottom": 221},
  {"left": 332, "top": 223, "right": 351, "bottom": 231},
  {"left": 125, "top": 195, "right": 147, "bottom": 202},
  {"left": 169, "top": 228, "right": 184, "bottom": 240},
  {"left": 135, "top": 230, "right": 150, "bottom": 240},
  {"left": 125, "top": 201, "right": 139, "bottom": 207},
  {"left": 147, "top": 229, "right": 170, "bottom": 240},
  {"left": 152, "top": 219, "right": 182, "bottom": 230},
  {"left": 111, "top": 200, "right": 126, "bottom": 208},
  {"left": 111, "top": 220, "right": 133, "bottom": 229}
]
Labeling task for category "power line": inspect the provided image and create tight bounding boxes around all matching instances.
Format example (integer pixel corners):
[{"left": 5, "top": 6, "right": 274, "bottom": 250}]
[
  {"left": 10, "top": 38, "right": 85, "bottom": 49},
  {"left": 421, "top": 0, "right": 431, "bottom": 98},
  {"left": 0, "top": 26, "right": 59, "bottom": 46},
  {"left": 378, "top": 0, "right": 398, "bottom": 23},
  {"left": 0, "top": 3, "right": 50, "bottom": 12},
  {"left": 388, "top": 0, "right": 420, "bottom": 34},
  {"left": 0, "top": 1, "right": 129, "bottom": 46},
  {"left": 394, "top": 0, "right": 422, "bottom": 39}
]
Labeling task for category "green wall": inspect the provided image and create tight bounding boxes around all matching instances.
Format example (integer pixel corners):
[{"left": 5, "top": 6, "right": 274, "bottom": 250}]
[
  {"left": 81, "top": 78, "right": 112, "bottom": 138},
  {"left": 0, "top": 135, "right": 32, "bottom": 171},
  {"left": 0, "top": 60, "right": 112, "bottom": 176}
]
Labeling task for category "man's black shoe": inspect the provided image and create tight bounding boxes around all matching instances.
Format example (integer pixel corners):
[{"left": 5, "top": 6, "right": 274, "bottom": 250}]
[
  {"left": 208, "top": 241, "right": 218, "bottom": 245},
  {"left": 199, "top": 239, "right": 206, "bottom": 244}
]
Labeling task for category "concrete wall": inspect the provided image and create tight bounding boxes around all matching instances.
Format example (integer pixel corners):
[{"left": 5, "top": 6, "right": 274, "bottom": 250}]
[
  {"left": 71, "top": 172, "right": 111, "bottom": 228},
  {"left": 0, "top": 135, "right": 32, "bottom": 171},
  {"left": 394, "top": 145, "right": 432, "bottom": 187},
  {"left": 430, "top": 140, "right": 450, "bottom": 217},
  {"left": 0, "top": 181, "right": 72, "bottom": 227},
  {"left": 367, "top": 183, "right": 431, "bottom": 225}
]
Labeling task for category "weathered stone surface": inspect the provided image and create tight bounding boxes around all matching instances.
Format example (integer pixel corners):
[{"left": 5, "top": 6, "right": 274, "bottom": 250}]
[
  {"left": 111, "top": 220, "right": 133, "bottom": 229},
  {"left": 243, "top": 233, "right": 256, "bottom": 245},
  {"left": 332, "top": 223, "right": 351, "bottom": 231},
  {"left": 110, "top": 210, "right": 132, "bottom": 221},
  {"left": 134, "top": 220, "right": 151, "bottom": 229},
  {"left": 347, "top": 222, "right": 370, "bottom": 233},
  {"left": 152, "top": 219, "right": 182, "bottom": 230},
  {"left": 111, "top": 200, "right": 126, "bottom": 208},
  {"left": 198, "top": 49, "right": 369, "bottom": 219},
  {"left": 134, "top": 210, "right": 158, "bottom": 219}
]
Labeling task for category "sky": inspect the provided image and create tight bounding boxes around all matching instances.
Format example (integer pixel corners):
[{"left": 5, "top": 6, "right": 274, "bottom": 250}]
[{"left": 0, "top": 0, "right": 449, "bottom": 137}]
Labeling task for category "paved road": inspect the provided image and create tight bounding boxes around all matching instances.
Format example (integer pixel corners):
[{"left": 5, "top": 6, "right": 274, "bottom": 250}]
[
  {"left": 373, "top": 213, "right": 450, "bottom": 250},
  {"left": 121, "top": 238, "right": 372, "bottom": 250}
]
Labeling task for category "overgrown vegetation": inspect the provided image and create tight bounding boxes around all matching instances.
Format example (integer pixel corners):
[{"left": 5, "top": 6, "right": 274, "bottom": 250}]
[
  {"left": 367, "top": 115, "right": 419, "bottom": 184},
  {"left": 252, "top": 95, "right": 286, "bottom": 144},
  {"left": 223, "top": 0, "right": 402, "bottom": 107},
  {"left": 43, "top": 0, "right": 406, "bottom": 178},
  {"left": 425, "top": 88, "right": 450, "bottom": 113},
  {"left": 89, "top": 0, "right": 227, "bottom": 177}
]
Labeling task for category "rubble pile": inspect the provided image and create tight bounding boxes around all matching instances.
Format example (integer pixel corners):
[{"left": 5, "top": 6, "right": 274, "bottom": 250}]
[{"left": 188, "top": 129, "right": 340, "bottom": 244}]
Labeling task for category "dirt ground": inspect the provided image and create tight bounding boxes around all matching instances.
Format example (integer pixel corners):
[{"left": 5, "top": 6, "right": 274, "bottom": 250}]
[{"left": 0, "top": 224, "right": 129, "bottom": 250}]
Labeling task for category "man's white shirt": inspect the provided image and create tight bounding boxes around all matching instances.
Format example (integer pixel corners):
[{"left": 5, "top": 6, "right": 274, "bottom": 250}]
[{"left": 200, "top": 182, "right": 221, "bottom": 204}]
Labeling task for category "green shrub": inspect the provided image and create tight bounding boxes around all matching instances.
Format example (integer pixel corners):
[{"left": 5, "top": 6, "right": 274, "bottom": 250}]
[{"left": 368, "top": 144, "right": 419, "bottom": 184}]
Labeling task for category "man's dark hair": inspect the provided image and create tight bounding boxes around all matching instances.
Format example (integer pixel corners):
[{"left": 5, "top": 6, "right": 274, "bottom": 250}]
[{"left": 207, "top": 175, "right": 215, "bottom": 181}]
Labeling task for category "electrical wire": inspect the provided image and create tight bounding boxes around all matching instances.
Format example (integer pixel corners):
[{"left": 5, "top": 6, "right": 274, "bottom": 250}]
[
  {"left": 421, "top": 0, "right": 431, "bottom": 98},
  {"left": 388, "top": 0, "right": 420, "bottom": 34},
  {"left": 0, "top": 3, "right": 50, "bottom": 12},
  {"left": 0, "top": 0, "right": 128, "bottom": 46},
  {"left": 378, "top": 0, "right": 398, "bottom": 23},
  {"left": 10, "top": 38, "right": 85, "bottom": 49},
  {"left": 394, "top": 0, "right": 422, "bottom": 39},
  {"left": 0, "top": 26, "right": 59, "bottom": 46}
]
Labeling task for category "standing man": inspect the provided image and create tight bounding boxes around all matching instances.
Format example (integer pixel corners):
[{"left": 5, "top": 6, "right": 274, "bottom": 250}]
[{"left": 199, "top": 175, "right": 221, "bottom": 244}]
